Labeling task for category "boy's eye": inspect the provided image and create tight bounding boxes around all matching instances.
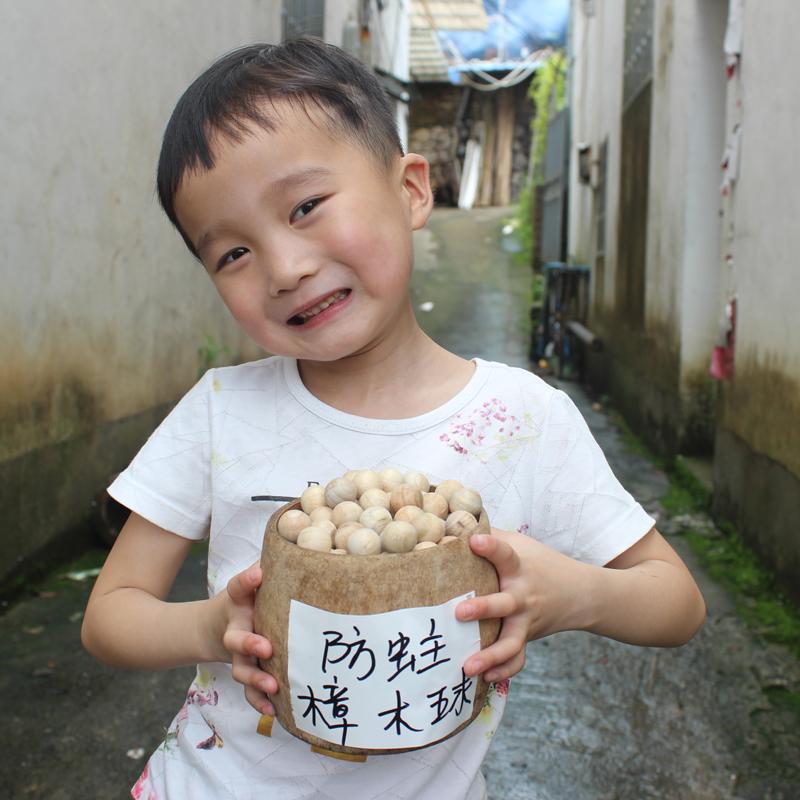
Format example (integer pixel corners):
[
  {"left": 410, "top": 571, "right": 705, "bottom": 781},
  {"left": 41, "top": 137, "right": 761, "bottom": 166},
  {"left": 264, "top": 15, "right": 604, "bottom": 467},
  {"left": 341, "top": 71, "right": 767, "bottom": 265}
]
[
  {"left": 216, "top": 247, "right": 249, "bottom": 271},
  {"left": 291, "top": 197, "right": 323, "bottom": 223}
]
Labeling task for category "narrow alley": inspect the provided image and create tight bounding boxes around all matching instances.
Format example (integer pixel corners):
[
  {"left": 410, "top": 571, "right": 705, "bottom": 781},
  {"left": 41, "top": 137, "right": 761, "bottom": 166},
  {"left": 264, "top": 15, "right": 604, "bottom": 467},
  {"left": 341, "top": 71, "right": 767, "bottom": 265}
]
[{"left": 2, "top": 208, "right": 798, "bottom": 799}]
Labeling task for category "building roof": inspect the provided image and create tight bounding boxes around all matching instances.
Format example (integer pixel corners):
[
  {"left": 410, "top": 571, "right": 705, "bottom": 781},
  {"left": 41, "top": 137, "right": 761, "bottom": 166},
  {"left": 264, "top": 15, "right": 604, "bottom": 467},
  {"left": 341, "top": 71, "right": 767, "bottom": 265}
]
[{"left": 410, "top": 0, "right": 488, "bottom": 82}]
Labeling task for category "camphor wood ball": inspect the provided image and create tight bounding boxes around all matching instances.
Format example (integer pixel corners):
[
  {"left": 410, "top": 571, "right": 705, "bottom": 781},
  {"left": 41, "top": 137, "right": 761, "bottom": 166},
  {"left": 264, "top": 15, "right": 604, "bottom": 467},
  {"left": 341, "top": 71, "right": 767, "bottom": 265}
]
[
  {"left": 414, "top": 540, "right": 437, "bottom": 551},
  {"left": 276, "top": 509, "right": 311, "bottom": 543},
  {"left": 296, "top": 526, "right": 333, "bottom": 552},
  {"left": 378, "top": 467, "right": 404, "bottom": 492},
  {"left": 300, "top": 485, "right": 326, "bottom": 514},
  {"left": 412, "top": 511, "right": 446, "bottom": 543},
  {"left": 389, "top": 485, "right": 423, "bottom": 515},
  {"left": 359, "top": 506, "right": 393, "bottom": 534},
  {"left": 421, "top": 491, "right": 449, "bottom": 520},
  {"left": 309, "top": 506, "right": 333, "bottom": 525},
  {"left": 358, "top": 488, "right": 390, "bottom": 511},
  {"left": 403, "top": 471, "right": 430, "bottom": 492},
  {"left": 353, "top": 469, "right": 382, "bottom": 496},
  {"left": 334, "top": 522, "right": 362, "bottom": 550},
  {"left": 331, "top": 501, "right": 363, "bottom": 527},
  {"left": 394, "top": 505, "right": 424, "bottom": 525},
  {"left": 275, "top": 468, "right": 488, "bottom": 556},
  {"left": 445, "top": 510, "right": 480, "bottom": 538},
  {"left": 325, "top": 477, "right": 358, "bottom": 507},
  {"left": 380, "top": 520, "right": 418, "bottom": 553},
  {"left": 346, "top": 527, "right": 382, "bottom": 556},
  {"left": 316, "top": 519, "right": 336, "bottom": 537},
  {"left": 434, "top": 478, "right": 463, "bottom": 502},
  {"left": 448, "top": 488, "right": 483, "bottom": 517}
]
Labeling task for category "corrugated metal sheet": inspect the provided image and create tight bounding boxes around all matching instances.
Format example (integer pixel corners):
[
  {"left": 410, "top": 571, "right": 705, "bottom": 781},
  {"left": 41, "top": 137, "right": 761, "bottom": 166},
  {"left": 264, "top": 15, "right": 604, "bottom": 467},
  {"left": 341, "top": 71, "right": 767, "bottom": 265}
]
[
  {"left": 410, "top": 0, "right": 488, "bottom": 82},
  {"left": 410, "top": 0, "right": 489, "bottom": 31}
]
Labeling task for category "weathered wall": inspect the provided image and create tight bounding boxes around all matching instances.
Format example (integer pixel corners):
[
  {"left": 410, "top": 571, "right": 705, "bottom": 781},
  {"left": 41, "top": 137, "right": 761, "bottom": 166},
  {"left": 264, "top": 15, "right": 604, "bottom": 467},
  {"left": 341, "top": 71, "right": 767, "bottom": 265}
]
[
  {"left": 713, "top": 1, "right": 800, "bottom": 589},
  {"left": 571, "top": 0, "right": 800, "bottom": 588},
  {"left": 1, "top": 2, "right": 278, "bottom": 585},
  {"left": 570, "top": 0, "right": 725, "bottom": 457},
  {"left": 326, "top": 0, "right": 411, "bottom": 149},
  {"left": 567, "top": 0, "right": 625, "bottom": 299}
]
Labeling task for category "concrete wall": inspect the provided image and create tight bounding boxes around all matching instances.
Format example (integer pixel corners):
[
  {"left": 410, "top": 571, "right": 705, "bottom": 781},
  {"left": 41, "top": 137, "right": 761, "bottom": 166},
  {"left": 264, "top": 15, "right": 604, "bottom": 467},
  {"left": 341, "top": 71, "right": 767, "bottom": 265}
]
[
  {"left": 569, "top": 0, "right": 725, "bottom": 455},
  {"left": 567, "top": 0, "right": 625, "bottom": 291},
  {"left": 325, "top": 0, "right": 411, "bottom": 149},
  {"left": 569, "top": 0, "right": 800, "bottom": 589},
  {"left": 713, "top": 1, "right": 800, "bottom": 588},
  {"left": 1, "top": 2, "right": 278, "bottom": 586}
]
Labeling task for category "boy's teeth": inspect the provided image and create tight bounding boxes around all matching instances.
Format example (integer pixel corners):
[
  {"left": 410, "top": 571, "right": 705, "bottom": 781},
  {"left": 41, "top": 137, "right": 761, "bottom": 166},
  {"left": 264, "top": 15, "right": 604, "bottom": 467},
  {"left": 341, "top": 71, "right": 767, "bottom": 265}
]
[{"left": 297, "top": 291, "right": 347, "bottom": 321}]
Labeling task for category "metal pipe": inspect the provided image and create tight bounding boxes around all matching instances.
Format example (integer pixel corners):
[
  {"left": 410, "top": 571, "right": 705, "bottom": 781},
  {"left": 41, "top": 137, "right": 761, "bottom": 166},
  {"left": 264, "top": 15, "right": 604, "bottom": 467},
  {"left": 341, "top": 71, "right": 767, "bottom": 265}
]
[{"left": 567, "top": 320, "right": 603, "bottom": 350}]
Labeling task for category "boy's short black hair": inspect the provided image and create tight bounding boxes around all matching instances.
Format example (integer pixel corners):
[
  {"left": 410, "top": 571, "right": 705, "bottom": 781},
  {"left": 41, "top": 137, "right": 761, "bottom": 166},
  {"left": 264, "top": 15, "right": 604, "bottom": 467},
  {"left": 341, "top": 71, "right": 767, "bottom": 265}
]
[{"left": 157, "top": 37, "right": 404, "bottom": 255}]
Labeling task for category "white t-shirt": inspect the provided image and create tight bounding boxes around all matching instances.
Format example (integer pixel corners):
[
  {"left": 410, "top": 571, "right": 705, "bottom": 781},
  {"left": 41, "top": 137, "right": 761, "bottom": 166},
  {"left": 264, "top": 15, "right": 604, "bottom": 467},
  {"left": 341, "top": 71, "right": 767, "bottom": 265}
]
[{"left": 110, "top": 356, "right": 654, "bottom": 800}]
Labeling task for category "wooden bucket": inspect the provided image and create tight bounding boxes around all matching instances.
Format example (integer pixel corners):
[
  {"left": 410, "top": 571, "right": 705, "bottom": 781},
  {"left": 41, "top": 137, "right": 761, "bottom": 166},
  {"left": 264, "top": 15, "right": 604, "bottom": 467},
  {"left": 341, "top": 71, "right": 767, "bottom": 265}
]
[{"left": 254, "top": 498, "right": 500, "bottom": 755}]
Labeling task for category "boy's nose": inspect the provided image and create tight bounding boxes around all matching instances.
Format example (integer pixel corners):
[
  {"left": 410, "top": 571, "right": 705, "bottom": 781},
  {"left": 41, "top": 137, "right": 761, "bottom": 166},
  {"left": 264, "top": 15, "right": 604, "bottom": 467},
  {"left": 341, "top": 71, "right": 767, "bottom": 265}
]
[{"left": 264, "top": 246, "right": 320, "bottom": 297}]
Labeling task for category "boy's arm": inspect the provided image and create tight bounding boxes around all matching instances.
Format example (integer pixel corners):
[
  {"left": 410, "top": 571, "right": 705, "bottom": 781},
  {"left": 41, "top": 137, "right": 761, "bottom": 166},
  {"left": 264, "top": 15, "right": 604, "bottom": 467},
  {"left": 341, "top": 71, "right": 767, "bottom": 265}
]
[
  {"left": 81, "top": 512, "right": 277, "bottom": 712},
  {"left": 457, "top": 528, "right": 706, "bottom": 683}
]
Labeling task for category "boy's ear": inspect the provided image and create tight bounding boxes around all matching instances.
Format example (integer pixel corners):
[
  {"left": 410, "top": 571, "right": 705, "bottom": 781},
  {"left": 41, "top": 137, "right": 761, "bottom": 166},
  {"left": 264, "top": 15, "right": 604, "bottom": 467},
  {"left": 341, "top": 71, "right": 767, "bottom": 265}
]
[{"left": 399, "top": 153, "right": 434, "bottom": 230}]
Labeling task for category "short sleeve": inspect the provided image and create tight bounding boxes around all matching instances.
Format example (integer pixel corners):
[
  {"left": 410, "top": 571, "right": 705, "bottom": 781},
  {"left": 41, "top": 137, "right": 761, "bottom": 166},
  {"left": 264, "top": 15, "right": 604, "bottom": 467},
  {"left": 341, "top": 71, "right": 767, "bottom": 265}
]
[
  {"left": 531, "top": 390, "right": 655, "bottom": 565},
  {"left": 107, "top": 370, "right": 214, "bottom": 540}
]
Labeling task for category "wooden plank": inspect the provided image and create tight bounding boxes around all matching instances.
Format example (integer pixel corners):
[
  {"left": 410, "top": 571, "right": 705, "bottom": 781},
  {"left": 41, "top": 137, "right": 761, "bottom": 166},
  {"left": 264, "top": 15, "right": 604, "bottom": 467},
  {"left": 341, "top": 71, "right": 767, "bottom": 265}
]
[
  {"left": 477, "top": 96, "right": 496, "bottom": 207},
  {"left": 493, "top": 90, "right": 515, "bottom": 206}
]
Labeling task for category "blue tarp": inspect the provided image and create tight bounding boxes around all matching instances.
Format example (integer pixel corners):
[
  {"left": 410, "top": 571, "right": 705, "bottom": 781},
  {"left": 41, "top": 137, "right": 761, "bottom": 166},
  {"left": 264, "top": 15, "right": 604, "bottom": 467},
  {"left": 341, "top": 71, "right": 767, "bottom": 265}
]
[{"left": 438, "top": 0, "right": 568, "bottom": 81}]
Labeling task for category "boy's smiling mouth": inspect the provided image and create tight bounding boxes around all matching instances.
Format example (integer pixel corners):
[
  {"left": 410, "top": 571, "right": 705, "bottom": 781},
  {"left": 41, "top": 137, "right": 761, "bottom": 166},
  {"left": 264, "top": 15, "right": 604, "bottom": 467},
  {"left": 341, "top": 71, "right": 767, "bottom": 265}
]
[{"left": 287, "top": 289, "right": 351, "bottom": 326}]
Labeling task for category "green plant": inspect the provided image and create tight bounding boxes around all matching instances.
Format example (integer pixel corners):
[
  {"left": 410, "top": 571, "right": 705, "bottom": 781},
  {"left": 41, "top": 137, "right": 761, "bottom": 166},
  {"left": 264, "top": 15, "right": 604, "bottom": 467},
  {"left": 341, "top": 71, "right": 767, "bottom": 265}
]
[
  {"left": 197, "top": 334, "right": 230, "bottom": 377},
  {"left": 512, "top": 50, "right": 567, "bottom": 265}
]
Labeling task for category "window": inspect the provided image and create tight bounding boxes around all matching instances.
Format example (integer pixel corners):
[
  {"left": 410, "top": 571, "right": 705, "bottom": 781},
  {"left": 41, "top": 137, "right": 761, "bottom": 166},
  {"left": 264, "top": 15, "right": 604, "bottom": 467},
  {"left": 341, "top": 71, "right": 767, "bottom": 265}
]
[{"left": 283, "top": 0, "right": 325, "bottom": 40}]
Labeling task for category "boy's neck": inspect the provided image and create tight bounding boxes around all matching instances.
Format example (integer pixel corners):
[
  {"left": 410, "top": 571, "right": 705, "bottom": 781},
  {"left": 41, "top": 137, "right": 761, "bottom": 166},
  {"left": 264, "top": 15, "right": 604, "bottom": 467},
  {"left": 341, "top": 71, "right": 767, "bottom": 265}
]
[{"left": 296, "top": 320, "right": 475, "bottom": 420}]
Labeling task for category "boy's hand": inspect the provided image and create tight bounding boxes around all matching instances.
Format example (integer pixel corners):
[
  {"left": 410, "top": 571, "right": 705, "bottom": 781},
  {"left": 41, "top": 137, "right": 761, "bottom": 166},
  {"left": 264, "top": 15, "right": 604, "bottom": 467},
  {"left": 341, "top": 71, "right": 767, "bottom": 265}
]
[
  {"left": 213, "top": 563, "right": 279, "bottom": 715},
  {"left": 456, "top": 529, "right": 591, "bottom": 683}
]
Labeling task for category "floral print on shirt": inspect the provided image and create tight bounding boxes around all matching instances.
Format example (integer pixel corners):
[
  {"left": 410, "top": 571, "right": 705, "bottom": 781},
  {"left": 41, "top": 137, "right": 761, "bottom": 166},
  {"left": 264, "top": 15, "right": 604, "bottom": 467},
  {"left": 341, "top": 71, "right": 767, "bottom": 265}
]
[
  {"left": 160, "top": 668, "right": 222, "bottom": 753},
  {"left": 438, "top": 399, "right": 537, "bottom": 463}
]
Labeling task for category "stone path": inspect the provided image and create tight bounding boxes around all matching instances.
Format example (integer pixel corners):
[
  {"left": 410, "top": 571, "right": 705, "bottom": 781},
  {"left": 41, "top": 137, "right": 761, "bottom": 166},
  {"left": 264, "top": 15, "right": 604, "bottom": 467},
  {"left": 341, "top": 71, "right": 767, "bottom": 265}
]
[{"left": 1, "top": 207, "right": 798, "bottom": 799}]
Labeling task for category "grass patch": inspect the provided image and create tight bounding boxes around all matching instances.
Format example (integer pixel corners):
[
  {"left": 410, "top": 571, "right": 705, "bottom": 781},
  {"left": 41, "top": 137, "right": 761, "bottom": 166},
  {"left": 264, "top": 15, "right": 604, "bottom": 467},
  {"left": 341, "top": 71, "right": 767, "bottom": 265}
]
[
  {"left": 606, "top": 409, "right": 663, "bottom": 465},
  {"left": 685, "top": 527, "right": 800, "bottom": 660},
  {"left": 660, "top": 483, "right": 697, "bottom": 516},
  {"left": 672, "top": 457, "right": 712, "bottom": 510},
  {"left": 763, "top": 686, "right": 800, "bottom": 716},
  {"left": 601, "top": 396, "right": 800, "bottom": 666}
]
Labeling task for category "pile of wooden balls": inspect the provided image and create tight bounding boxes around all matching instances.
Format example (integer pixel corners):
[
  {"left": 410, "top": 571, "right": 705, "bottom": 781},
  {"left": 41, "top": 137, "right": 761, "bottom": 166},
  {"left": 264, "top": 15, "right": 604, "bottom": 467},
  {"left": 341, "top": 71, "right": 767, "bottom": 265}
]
[{"left": 276, "top": 468, "right": 485, "bottom": 555}]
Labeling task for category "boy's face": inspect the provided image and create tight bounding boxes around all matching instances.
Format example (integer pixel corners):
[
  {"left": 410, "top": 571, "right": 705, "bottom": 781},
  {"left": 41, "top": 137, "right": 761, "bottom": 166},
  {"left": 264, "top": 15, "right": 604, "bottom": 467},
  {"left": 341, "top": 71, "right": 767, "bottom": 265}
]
[{"left": 173, "top": 102, "right": 432, "bottom": 363}]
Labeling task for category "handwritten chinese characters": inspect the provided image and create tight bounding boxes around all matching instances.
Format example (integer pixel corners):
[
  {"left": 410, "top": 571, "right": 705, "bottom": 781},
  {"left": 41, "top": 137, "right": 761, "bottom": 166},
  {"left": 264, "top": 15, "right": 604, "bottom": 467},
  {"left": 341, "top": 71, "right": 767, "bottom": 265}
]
[{"left": 287, "top": 594, "right": 481, "bottom": 749}]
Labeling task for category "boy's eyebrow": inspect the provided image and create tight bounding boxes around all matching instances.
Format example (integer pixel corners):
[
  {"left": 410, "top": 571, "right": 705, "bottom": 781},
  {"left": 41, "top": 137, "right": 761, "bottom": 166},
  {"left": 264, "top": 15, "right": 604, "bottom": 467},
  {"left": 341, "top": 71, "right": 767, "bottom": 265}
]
[
  {"left": 195, "top": 167, "right": 335, "bottom": 258},
  {"left": 268, "top": 166, "right": 335, "bottom": 196}
]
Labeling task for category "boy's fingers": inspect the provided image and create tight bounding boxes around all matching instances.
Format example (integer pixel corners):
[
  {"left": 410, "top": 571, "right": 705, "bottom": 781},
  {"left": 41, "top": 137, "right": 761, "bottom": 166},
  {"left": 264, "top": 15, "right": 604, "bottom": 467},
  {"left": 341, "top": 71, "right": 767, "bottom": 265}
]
[
  {"left": 232, "top": 654, "right": 279, "bottom": 695},
  {"left": 245, "top": 684, "right": 275, "bottom": 716},
  {"left": 463, "top": 619, "right": 528, "bottom": 676},
  {"left": 223, "top": 629, "right": 272, "bottom": 660},
  {"left": 484, "top": 649, "right": 527, "bottom": 683},
  {"left": 468, "top": 534, "right": 520, "bottom": 576},
  {"left": 226, "top": 563, "right": 262, "bottom": 603},
  {"left": 457, "top": 591, "right": 518, "bottom": 622}
]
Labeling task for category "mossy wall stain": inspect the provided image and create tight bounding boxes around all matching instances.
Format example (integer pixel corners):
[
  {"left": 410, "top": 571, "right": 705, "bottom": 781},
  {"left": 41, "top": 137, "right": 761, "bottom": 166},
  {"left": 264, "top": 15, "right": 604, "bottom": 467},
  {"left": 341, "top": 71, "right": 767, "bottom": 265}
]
[
  {"left": 0, "top": 373, "right": 103, "bottom": 463},
  {"left": 719, "top": 352, "right": 800, "bottom": 480},
  {"left": 714, "top": 427, "right": 800, "bottom": 597},
  {"left": 586, "top": 309, "right": 717, "bottom": 459},
  {"left": 657, "top": 0, "right": 675, "bottom": 81},
  {"left": 679, "top": 369, "right": 716, "bottom": 455},
  {"left": 588, "top": 311, "right": 683, "bottom": 457}
]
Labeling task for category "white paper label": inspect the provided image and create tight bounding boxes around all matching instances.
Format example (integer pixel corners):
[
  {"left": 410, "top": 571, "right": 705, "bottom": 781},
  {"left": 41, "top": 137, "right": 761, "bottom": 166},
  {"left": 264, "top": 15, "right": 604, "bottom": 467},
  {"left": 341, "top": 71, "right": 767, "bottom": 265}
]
[{"left": 287, "top": 592, "right": 481, "bottom": 750}]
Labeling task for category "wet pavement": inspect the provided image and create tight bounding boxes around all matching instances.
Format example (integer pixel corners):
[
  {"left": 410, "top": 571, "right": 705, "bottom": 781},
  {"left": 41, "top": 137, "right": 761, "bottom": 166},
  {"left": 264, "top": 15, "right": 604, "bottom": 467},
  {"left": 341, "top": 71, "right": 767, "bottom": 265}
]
[{"left": 2, "top": 206, "right": 799, "bottom": 799}]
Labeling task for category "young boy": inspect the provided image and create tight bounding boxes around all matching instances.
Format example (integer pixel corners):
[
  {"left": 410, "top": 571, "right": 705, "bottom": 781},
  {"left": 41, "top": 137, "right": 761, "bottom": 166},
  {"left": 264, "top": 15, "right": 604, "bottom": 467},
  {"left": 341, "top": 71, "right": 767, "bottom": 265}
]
[{"left": 82, "top": 38, "right": 705, "bottom": 799}]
